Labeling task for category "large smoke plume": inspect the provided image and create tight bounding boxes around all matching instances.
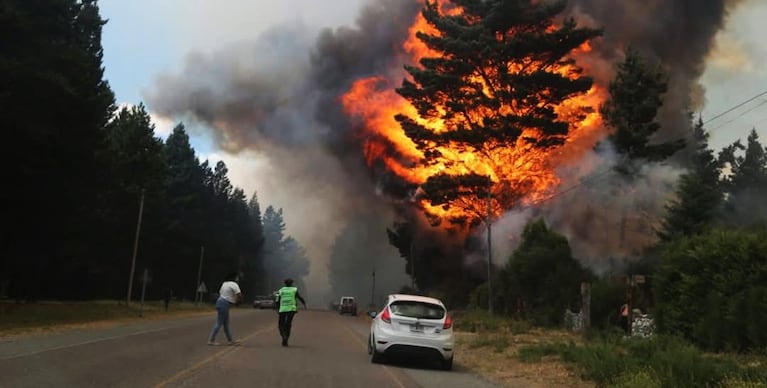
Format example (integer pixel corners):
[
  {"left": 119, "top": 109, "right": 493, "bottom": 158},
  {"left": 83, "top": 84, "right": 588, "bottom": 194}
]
[{"left": 146, "top": 0, "right": 747, "bottom": 290}]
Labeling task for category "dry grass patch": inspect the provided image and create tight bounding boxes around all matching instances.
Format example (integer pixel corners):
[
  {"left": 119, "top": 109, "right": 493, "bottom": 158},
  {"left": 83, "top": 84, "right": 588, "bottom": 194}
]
[
  {"left": 456, "top": 328, "right": 593, "bottom": 388},
  {"left": 0, "top": 300, "right": 211, "bottom": 339}
]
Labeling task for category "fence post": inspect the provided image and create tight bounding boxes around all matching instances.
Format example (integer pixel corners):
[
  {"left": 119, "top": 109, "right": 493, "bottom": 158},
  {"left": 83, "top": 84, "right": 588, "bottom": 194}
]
[{"left": 581, "top": 282, "right": 591, "bottom": 331}]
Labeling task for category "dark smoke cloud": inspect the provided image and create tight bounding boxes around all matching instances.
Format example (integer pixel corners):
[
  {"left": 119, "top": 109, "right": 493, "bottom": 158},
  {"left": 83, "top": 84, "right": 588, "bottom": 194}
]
[
  {"left": 146, "top": 0, "right": 419, "bottom": 302},
  {"left": 146, "top": 0, "right": 748, "bottom": 282},
  {"left": 567, "top": 0, "right": 745, "bottom": 139}
]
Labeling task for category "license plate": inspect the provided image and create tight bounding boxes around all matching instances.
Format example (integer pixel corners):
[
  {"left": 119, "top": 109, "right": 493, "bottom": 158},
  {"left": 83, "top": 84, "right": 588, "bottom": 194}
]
[{"left": 410, "top": 324, "right": 424, "bottom": 333}]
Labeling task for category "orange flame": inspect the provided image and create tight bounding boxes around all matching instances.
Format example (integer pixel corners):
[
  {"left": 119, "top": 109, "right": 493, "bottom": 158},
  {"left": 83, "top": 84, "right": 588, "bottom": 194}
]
[{"left": 341, "top": 0, "right": 607, "bottom": 227}]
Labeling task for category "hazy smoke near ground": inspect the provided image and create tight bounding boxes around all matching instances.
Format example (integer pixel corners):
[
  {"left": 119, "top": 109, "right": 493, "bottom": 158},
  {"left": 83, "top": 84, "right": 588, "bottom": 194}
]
[
  {"left": 147, "top": 0, "right": 749, "bottom": 285},
  {"left": 146, "top": 1, "right": 419, "bottom": 301}
]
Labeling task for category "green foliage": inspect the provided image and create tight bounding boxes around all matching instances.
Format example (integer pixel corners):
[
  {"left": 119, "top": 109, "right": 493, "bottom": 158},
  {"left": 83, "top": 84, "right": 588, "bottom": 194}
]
[
  {"left": 396, "top": 0, "right": 601, "bottom": 226},
  {"left": 517, "top": 342, "right": 564, "bottom": 363},
  {"left": 519, "top": 336, "right": 767, "bottom": 387},
  {"left": 613, "top": 369, "right": 661, "bottom": 388},
  {"left": 0, "top": 300, "right": 209, "bottom": 334},
  {"left": 719, "top": 129, "right": 767, "bottom": 227},
  {"left": 588, "top": 277, "right": 626, "bottom": 330},
  {"left": 659, "top": 118, "right": 724, "bottom": 241},
  {"left": 469, "top": 332, "right": 510, "bottom": 353},
  {"left": 0, "top": 1, "right": 294, "bottom": 302},
  {"left": 497, "top": 219, "right": 590, "bottom": 326},
  {"left": 601, "top": 48, "right": 684, "bottom": 169},
  {"left": 453, "top": 309, "right": 532, "bottom": 334},
  {"left": 2, "top": 0, "right": 115, "bottom": 299},
  {"left": 260, "top": 206, "right": 310, "bottom": 292},
  {"left": 654, "top": 228, "right": 767, "bottom": 351}
]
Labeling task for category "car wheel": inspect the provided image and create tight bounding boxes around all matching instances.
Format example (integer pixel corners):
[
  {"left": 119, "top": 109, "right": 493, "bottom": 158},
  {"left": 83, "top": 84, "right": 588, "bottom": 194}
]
[
  {"left": 369, "top": 335, "right": 383, "bottom": 364},
  {"left": 440, "top": 356, "right": 453, "bottom": 371}
]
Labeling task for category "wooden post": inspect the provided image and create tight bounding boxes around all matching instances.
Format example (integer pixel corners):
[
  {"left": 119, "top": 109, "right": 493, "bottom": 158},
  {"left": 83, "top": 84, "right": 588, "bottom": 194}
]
[{"left": 581, "top": 282, "right": 591, "bottom": 331}]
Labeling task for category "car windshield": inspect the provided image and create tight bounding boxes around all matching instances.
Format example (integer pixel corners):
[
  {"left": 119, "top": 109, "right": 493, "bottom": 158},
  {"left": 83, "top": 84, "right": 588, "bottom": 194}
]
[{"left": 389, "top": 301, "right": 445, "bottom": 319}]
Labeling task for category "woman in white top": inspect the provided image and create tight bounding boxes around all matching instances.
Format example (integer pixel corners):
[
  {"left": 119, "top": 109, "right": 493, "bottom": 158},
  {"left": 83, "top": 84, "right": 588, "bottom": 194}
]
[{"left": 208, "top": 271, "right": 243, "bottom": 345}]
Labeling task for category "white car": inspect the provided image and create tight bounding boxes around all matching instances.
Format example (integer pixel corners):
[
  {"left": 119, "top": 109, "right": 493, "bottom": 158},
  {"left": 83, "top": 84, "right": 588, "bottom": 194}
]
[{"left": 367, "top": 294, "right": 454, "bottom": 370}]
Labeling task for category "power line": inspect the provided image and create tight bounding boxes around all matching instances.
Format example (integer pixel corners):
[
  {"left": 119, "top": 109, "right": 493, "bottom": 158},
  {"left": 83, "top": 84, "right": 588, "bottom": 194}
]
[
  {"left": 703, "top": 89, "right": 767, "bottom": 126},
  {"left": 485, "top": 90, "right": 767, "bottom": 213},
  {"left": 710, "top": 99, "right": 767, "bottom": 132}
]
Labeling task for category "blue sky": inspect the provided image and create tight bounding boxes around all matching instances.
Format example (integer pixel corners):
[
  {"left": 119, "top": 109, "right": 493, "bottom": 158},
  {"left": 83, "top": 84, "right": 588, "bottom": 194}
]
[{"left": 100, "top": 0, "right": 767, "bottom": 188}]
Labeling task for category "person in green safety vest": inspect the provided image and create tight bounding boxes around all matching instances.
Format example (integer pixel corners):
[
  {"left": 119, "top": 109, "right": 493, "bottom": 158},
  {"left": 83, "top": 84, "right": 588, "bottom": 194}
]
[{"left": 275, "top": 278, "right": 307, "bottom": 347}]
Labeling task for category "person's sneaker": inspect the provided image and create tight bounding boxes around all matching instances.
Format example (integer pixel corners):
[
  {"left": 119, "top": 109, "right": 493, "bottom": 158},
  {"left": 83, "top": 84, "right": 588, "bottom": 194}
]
[
  {"left": 207, "top": 341, "right": 219, "bottom": 346},
  {"left": 281, "top": 338, "right": 288, "bottom": 347},
  {"left": 227, "top": 340, "right": 241, "bottom": 346}
]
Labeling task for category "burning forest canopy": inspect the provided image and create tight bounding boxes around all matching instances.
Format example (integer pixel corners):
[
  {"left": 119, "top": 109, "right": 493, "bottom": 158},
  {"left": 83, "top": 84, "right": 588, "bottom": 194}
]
[{"left": 148, "top": 0, "right": 751, "bottom": 296}]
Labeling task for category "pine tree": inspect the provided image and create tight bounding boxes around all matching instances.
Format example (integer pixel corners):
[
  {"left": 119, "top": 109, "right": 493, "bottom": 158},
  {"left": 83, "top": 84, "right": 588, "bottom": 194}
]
[
  {"left": 163, "top": 124, "right": 206, "bottom": 298},
  {"left": 720, "top": 129, "right": 767, "bottom": 226},
  {"left": 262, "top": 206, "right": 287, "bottom": 289},
  {"left": 659, "top": 118, "right": 723, "bottom": 241},
  {"left": 2, "top": 0, "right": 115, "bottom": 298},
  {"left": 103, "top": 103, "right": 168, "bottom": 297},
  {"left": 247, "top": 192, "right": 266, "bottom": 294},
  {"left": 598, "top": 48, "right": 684, "bottom": 250},
  {"left": 396, "top": 0, "right": 601, "bottom": 226},
  {"left": 282, "top": 236, "right": 310, "bottom": 285},
  {"left": 600, "top": 48, "right": 685, "bottom": 172}
]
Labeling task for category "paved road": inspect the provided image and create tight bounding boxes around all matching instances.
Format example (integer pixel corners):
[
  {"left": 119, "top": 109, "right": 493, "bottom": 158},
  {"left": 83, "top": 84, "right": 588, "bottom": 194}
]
[{"left": 0, "top": 309, "right": 498, "bottom": 388}]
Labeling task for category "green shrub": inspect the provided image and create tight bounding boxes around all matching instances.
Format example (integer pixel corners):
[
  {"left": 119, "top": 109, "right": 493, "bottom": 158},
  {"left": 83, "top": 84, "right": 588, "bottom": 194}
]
[
  {"left": 453, "top": 309, "right": 532, "bottom": 334},
  {"left": 517, "top": 342, "right": 567, "bottom": 363},
  {"left": 614, "top": 369, "right": 661, "bottom": 388},
  {"left": 654, "top": 228, "right": 767, "bottom": 351},
  {"left": 589, "top": 277, "right": 626, "bottom": 330},
  {"left": 469, "top": 333, "right": 511, "bottom": 352},
  {"left": 518, "top": 335, "right": 766, "bottom": 387}
]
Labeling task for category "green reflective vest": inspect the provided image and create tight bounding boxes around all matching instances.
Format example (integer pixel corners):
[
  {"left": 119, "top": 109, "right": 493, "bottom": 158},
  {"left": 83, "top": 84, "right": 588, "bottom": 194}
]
[{"left": 278, "top": 286, "right": 298, "bottom": 313}]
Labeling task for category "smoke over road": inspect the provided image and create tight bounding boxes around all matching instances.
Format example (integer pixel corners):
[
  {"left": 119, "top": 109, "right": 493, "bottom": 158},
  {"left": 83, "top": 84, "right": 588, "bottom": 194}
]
[{"left": 146, "top": 0, "right": 748, "bottom": 289}]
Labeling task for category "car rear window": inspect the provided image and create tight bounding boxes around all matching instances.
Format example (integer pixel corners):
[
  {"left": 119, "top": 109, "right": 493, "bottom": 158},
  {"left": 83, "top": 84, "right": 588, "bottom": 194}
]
[{"left": 389, "top": 301, "right": 445, "bottom": 319}]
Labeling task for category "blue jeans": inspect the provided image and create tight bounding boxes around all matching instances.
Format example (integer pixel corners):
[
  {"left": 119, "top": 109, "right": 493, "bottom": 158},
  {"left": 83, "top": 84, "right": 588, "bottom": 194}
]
[{"left": 209, "top": 297, "right": 233, "bottom": 342}]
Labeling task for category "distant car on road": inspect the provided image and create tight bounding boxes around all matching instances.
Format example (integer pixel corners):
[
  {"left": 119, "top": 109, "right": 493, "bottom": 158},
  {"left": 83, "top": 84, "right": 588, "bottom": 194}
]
[
  {"left": 252, "top": 294, "right": 276, "bottom": 309},
  {"left": 338, "top": 296, "right": 358, "bottom": 315},
  {"left": 368, "top": 294, "right": 454, "bottom": 370}
]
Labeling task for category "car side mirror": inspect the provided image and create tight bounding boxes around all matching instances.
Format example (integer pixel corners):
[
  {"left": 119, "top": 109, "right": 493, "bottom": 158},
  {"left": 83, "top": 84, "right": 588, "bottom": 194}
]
[{"left": 367, "top": 311, "right": 378, "bottom": 319}]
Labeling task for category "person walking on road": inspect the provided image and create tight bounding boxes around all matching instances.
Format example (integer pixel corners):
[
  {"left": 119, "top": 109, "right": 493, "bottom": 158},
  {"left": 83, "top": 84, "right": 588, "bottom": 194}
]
[
  {"left": 208, "top": 272, "right": 242, "bottom": 346},
  {"left": 275, "top": 278, "right": 306, "bottom": 347}
]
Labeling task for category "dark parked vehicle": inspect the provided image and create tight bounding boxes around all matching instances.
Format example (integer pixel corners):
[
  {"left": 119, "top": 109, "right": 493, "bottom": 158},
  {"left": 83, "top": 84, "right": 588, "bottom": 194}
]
[
  {"left": 338, "top": 296, "right": 358, "bottom": 315},
  {"left": 253, "top": 295, "right": 276, "bottom": 309}
]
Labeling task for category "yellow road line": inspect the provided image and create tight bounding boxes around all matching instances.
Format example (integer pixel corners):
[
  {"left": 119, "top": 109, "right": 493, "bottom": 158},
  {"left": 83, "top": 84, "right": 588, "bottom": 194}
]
[
  {"left": 339, "top": 318, "right": 407, "bottom": 388},
  {"left": 153, "top": 326, "right": 274, "bottom": 388}
]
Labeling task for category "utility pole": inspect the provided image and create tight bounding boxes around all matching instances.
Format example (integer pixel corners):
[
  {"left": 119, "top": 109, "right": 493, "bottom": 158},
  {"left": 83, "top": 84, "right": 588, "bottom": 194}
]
[
  {"left": 139, "top": 269, "right": 148, "bottom": 317},
  {"left": 487, "top": 180, "right": 493, "bottom": 315},
  {"left": 196, "top": 246, "right": 205, "bottom": 304},
  {"left": 410, "top": 238, "right": 417, "bottom": 290},
  {"left": 371, "top": 270, "right": 376, "bottom": 308},
  {"left": 127, "top": 188, "right": 145, "bottom": 305}
]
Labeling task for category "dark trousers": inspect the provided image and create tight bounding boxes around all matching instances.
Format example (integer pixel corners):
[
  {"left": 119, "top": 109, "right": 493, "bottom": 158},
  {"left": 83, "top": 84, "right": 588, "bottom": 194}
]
[{"left": 278, "top": 311, "right": 296, "bottom": 339}]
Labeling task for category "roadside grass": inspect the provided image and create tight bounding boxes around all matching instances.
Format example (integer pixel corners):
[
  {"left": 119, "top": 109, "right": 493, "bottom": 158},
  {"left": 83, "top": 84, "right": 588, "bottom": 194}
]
[
  {"left": 454, "top": 309, "right": 532, "bottom": 334},
  {"left": 454, "top": 309, "right": 767, "bottom": 387},
  {"left": 0, "top": 300, "right": 211, "bottom": 337},
  {"left": 517, "top": 335, "right": 767, "bottom": 387},
  {"left": 454, "top": 309, "right": 591, "bottom": 387}
]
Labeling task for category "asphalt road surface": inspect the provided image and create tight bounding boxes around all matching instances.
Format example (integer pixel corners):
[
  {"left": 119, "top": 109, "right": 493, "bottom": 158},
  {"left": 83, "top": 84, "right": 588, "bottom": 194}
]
[{"left": 0, "top": 309, "right": 499, "bottom": 388}]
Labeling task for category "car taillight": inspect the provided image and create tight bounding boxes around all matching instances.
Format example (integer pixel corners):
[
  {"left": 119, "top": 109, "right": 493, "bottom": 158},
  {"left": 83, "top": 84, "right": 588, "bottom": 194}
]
[
  {"left": 443, "top": 315, "right": 452, "bottom": 329},
  {"left": 381, "top": 307, "right": 391, "bottom": 323}
]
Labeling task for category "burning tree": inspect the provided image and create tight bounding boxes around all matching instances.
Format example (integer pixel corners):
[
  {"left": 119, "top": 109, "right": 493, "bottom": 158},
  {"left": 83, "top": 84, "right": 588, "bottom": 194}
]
[{"left": 393, "top": 0, "right": 602, "bottom": 227}]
